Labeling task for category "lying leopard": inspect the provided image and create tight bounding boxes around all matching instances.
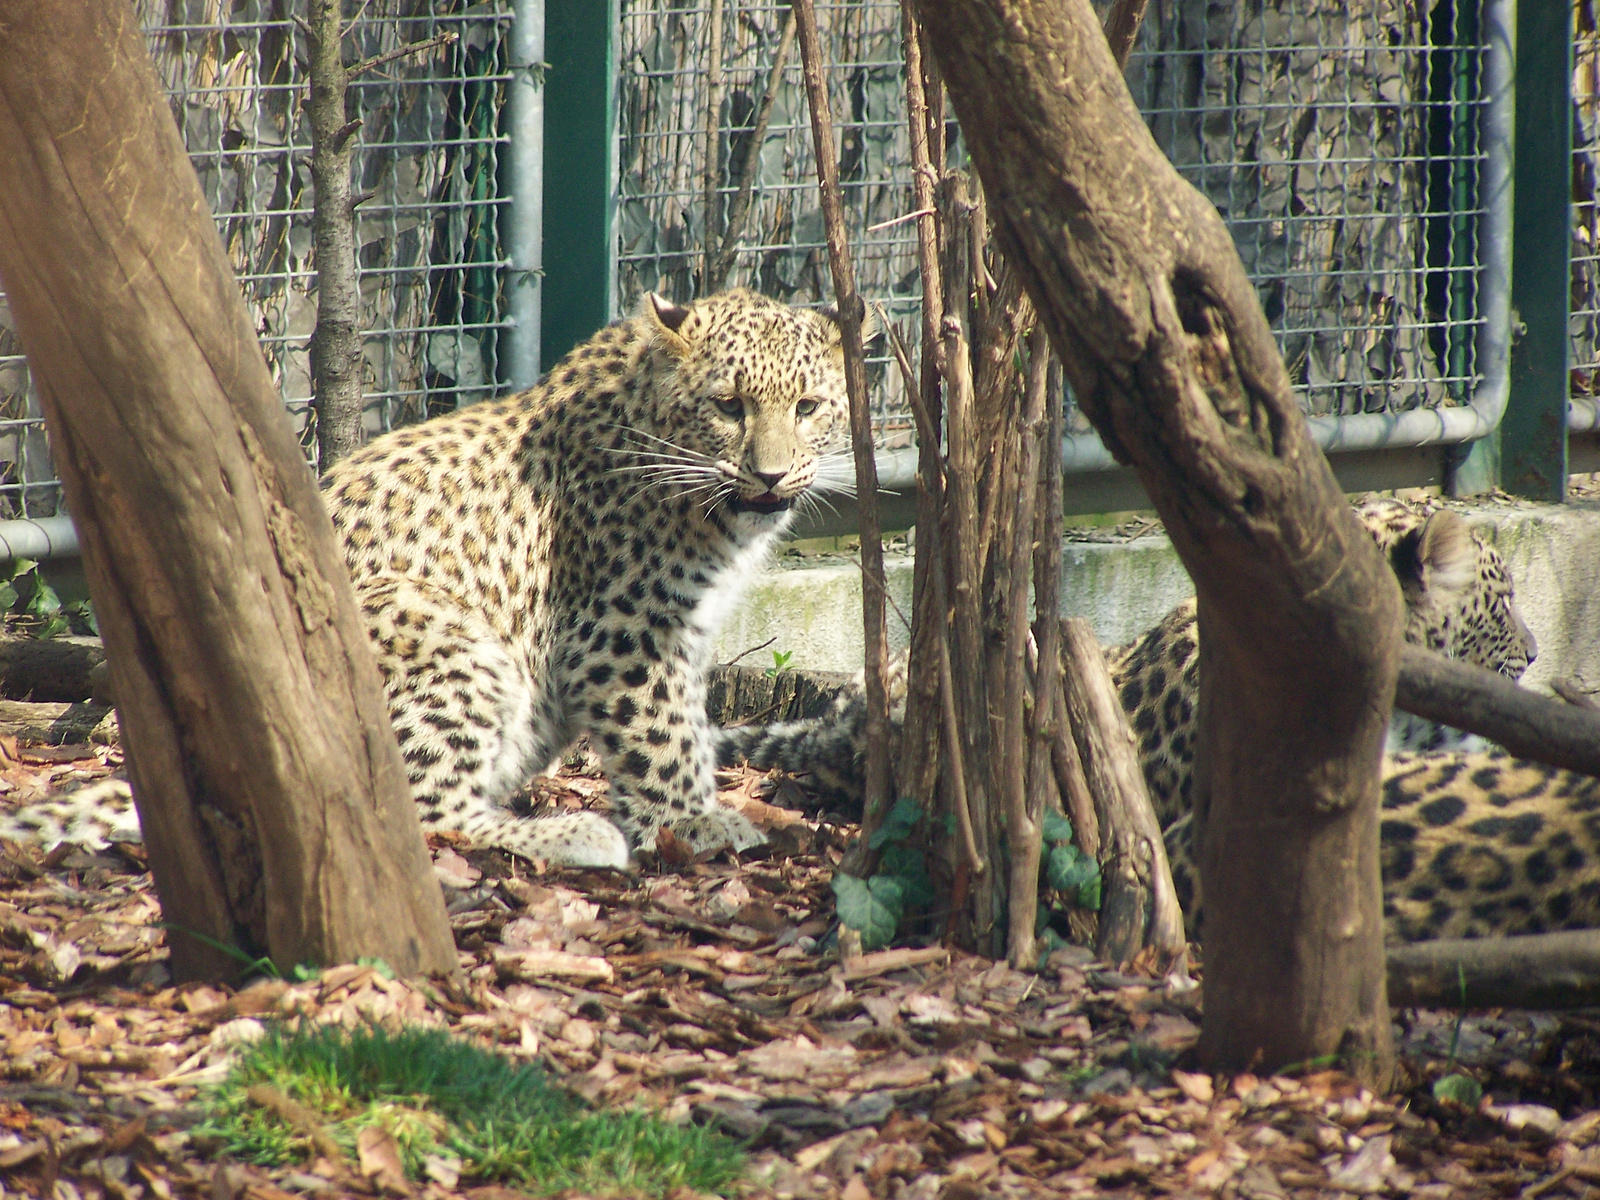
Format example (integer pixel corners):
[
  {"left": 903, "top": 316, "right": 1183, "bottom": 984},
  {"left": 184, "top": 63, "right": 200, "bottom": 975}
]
[
  {"left": 1, "top": 289, "right": 854, "bottom": 868},
  {"left": 722, "top": 499, "right": 1600, "bottom": 944}
]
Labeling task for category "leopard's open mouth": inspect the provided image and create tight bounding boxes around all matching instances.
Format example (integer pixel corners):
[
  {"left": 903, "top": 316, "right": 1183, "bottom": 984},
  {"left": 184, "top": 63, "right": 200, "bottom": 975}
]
[{"left": 732, "top": 494, "right": 794, "bottom": 515}]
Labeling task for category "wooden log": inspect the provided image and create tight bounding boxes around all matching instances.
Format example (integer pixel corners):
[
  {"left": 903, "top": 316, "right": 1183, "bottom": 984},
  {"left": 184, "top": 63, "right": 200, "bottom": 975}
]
[
  {"left": 1397, "top": 645, "right": 1600, "bottom": 778},
  {"left": 705, "top": 664, "right": 853, "bottom": 727},
  {"left": 0, "top": 0, "right": 457, "bottom": 981},
  {"left": 0, "top": 700, "right": 115, "bottom": 747},
  {"left": 1388, "top": 930, "right": 1600, "bottom": 1010},
  {"left": 0, "top": 637, "right": 103, "bottom": 703}
]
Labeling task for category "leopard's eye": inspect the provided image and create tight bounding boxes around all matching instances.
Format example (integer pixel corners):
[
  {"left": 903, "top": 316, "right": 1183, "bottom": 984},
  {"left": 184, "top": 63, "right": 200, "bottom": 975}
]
[
  {"left": 795, "top": 398, "right": 820, "bottom": 418},
  {"left": 711, "top": 396, "right": 743, "bottom": 419}
]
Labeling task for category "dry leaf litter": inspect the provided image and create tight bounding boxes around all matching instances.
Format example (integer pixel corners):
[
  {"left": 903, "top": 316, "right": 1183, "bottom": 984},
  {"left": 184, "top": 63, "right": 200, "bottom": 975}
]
[{"left": 0, "top": 734, "right": 1597, "bottom": 1200}]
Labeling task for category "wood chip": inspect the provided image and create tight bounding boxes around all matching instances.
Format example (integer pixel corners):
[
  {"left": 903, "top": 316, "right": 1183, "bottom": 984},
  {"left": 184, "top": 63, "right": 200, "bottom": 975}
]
[
  {"left": 840, "top": 945, "right": 950, "bottom": 981},
  {"left": 492, "top": 947, "right": 615, "bottom": 984}
]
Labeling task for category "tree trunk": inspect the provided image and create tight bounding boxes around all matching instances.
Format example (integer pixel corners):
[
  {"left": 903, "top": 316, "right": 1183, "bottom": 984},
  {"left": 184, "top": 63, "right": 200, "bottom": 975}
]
[
  {"left": 0, "top": 0, "right": 457, "bottom": 982},
  {"left": 913, "top": 0, "right": 1401, "bottom": 1084},
  {"left": 306, "top": 0, "right": 366, "bottom": 471}
]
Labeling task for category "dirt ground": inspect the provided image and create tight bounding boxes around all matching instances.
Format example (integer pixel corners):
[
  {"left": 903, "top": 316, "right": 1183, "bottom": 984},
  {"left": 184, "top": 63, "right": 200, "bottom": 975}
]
[{"left": 2, "top": 739, "right": 1600, "bottom": 1200}]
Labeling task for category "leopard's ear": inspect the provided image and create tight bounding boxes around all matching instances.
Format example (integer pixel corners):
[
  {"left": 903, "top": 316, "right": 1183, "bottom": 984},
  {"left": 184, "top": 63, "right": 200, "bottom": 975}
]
[
  {"left": 645, "top": 293, "right": 697, "bottom": 357},
  {"left": 814, "top": 301, "right": 876, "bottom": 347},
  {"left": 1392, "top": 509, "right": 1476, "bottom": 609}
]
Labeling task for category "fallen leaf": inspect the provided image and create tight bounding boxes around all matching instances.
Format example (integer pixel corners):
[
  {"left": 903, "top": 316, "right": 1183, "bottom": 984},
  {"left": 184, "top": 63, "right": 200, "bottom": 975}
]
[{"left": 357, "top": 1126, "right": 412, "bottom": 1196}]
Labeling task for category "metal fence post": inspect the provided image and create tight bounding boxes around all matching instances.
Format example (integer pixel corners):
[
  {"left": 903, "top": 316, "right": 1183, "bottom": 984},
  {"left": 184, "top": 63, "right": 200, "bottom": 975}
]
[
  {"left": 503, "top": 0, "right": 545, "bottom": 392},
  {"left": 1500, "top": 0, "right": 1572, "bottom": 499},
  {"left": 541, "top": 0, "right": 619, "bottom": 369}
]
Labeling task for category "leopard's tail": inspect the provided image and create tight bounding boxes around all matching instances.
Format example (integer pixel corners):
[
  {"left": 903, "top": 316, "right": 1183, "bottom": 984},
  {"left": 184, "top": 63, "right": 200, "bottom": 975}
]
[
  {"left": 0, "top": 778, "right": 142, "bottom": 850},
  {"left": 715, "top": 694, "right": 868, "bottom": 808}
]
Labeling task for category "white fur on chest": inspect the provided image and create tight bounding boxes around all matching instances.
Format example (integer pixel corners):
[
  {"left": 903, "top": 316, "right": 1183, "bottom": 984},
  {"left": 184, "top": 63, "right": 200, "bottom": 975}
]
[{"left": 686, "top": 523, "right": 786, "bottom": 664}]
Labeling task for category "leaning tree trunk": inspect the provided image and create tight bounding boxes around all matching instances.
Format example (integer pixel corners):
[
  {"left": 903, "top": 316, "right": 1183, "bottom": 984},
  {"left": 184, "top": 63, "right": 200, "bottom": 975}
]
[
  {"left": 913, "top": 0, "right": 1402, "bottom": 1085},
  {"left": 0, "top": 0, "right": 458, "bottom": 982}
]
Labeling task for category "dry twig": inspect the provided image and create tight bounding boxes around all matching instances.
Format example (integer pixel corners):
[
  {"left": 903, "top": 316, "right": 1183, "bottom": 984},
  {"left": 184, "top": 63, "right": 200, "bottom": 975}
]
[{"left": 792, "top": 0, "right": 894, "bottom": 863}]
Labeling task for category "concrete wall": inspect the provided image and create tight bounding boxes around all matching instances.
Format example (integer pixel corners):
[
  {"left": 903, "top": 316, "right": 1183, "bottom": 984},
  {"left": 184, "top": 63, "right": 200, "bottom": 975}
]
[
  {"left": 1467, "top": 501, "right": 1600, "bottom": 695},
  {"left": 714, "top": 500, "right": 1600, "bottom": 696}
]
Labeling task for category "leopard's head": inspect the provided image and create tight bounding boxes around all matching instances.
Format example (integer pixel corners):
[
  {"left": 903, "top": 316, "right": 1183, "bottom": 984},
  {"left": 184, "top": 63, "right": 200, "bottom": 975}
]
[
  {"left": 1357, "top": 498, "right": 1536, "bottom": 679},
  {"left": 635, "top": 289, "right": 856, "bottom": 524}
]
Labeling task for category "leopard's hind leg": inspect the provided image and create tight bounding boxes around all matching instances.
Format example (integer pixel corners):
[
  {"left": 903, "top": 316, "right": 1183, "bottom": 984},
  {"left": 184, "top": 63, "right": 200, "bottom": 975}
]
[{"left": 358, "top": 575, "right": 630, "bottom": 869}]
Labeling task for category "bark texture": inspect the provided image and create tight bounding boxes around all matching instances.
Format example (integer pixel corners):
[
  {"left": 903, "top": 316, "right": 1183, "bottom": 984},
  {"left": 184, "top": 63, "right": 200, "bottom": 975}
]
[
  {"left": 913, "top": 0, "right": 1402, "bottom": 1082},
  {"left": 0, "top": 0, "right": 457, "bottom": 981}
]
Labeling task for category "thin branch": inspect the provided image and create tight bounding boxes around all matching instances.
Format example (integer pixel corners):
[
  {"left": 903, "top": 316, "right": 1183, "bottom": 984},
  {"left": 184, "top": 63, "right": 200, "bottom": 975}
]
[
  {"left": 885, "top": 311, "right": 983, "bottom": 883},
  {"left": 792, "top": 0, "right": 894, "bottom": 867},
  {"left": 720, "top": 636, "right": 777, "bottom": 668},
  {"left": 1002, "top": 325, "right": 1050, "bottom": 968},
  {"left": 700, "top": 0, "right": 725, "bottom": 291},
  {"left": 1101, "top": 0, "right": 1150, "bottom": 69},
  {"left": 866, "top": 207, "right": 935, "bottom": 233},
  {"left": 346, "top": 31, "right": 459, "bottom": 81},
  {"left": 892, "top": 0, "right": 949, "bottom": 861},
  {"left": 305, "top": 0, "right": 365, "bottom": 471},
  {"left": 709, "top": 9, "right": 797, "bottom": 290}
]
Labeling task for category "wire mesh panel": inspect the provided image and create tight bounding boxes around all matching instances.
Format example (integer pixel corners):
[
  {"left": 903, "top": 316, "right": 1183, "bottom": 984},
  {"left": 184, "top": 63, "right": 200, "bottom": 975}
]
[
  {"left": 1573, "top": 0, "right": 1600, "bottom": 405},
  {"left": 0, "top": 0, "right": 513, "bottom": 520},
  {"left": 618, "top": 0, "right": 919, "bottom": 444},
  {"left": 617, "top": 0, "right": 1499, "bottom": 444}
]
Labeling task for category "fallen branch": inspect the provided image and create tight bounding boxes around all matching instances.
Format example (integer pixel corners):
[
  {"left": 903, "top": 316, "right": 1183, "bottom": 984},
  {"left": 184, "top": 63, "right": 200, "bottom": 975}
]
[
  {"left": 1396, "top": 646, "right": 1600, "bottom": 778},
  {"left": 840, "top": 945, "right": 950, "bottom": 981},
  {"left": 246, "top": 1085, "right": 350, "bottom": 1169},
  {"left": 1388, "top": 930, "right": 1600, "bottom": 1010}
]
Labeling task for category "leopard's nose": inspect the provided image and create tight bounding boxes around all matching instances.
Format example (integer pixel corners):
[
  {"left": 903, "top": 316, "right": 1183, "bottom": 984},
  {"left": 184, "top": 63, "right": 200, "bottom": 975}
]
[{"left": 754, "top": 469, "right": 786, "bottom": 491}]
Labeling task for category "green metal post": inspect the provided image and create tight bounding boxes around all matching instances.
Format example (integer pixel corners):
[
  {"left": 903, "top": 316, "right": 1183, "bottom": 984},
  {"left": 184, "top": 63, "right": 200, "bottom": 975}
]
[
  {"left": 541, "top": 0, "right": 618, "bottom": 369},
  {"left": 1501, "top": 0, "right": 1571, "bottom": 500}
]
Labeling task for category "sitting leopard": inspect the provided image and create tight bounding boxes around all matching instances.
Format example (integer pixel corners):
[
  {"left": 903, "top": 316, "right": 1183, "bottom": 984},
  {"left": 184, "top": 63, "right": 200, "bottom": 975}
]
[
  {"left": 721, "top": 498, "right": 1600, "bottom": 944},
  {"left": 1, "top": 289, "right": 853, "bottom": 869}
]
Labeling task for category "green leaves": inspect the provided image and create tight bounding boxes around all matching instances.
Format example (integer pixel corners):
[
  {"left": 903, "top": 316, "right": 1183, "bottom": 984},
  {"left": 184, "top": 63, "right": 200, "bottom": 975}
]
[
  {"left": 834, "top": 798, "right": 931, "bottom": 951},
  {"left": 1041, "top": 809, "right": 1101, "bottom": 911},
  {"left": 0, "top": 558, "right": 95, "bottom": 638},
  {"left": 869, "top": 796, "right": 923, "bottom": 849},
  {"left": 832, "top": 873, "right": 902, "bottom": 951},
  {"left": 1048, "top": 841, "right": 1102, "bottom": 910},
  {"left": 879, "top": 842, "right": 935, "bottom": 911},
  {"left": 1042, "top": 810, "right": 1075, "bottom": 845},
  {"left": 1432, "top": 1073, "right": 1483, "bottom": 1108},
  {"left": 764, "top": 649, "right": 795, "bottom": 677}
]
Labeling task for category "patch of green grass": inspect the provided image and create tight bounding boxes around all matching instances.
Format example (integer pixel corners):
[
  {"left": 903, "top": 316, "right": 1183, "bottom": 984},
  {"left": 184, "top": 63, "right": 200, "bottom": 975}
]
[{"left": 196, "top": 1022, "right": 743, "bottom": 1197}]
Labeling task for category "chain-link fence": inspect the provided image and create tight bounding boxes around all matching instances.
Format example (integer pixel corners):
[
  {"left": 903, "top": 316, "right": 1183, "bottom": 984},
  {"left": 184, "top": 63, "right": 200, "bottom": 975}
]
[
  {"left": 1573, "top": 0, "right": 1600, "bottom": 423},
  {"left": 0, "top": 0, "right": 514, "bottom": 521},
  {"left": 618, "top": 0, "right": 1504, "bottom": 447}
]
